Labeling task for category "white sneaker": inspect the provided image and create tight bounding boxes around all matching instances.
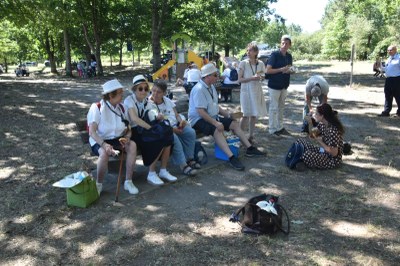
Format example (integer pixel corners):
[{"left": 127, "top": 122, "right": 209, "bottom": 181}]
[
  {"left": 147, "top": 172, "right": 164, "bottom": 186},
  {"left": 96, "top": 182, "right": 103, "bottom": 196},
  {"left": 124, "top": 180, "right": 139, "bottom": 195},
  {"left": 159, "top": 170, "right": 178, "bottom": 182}
]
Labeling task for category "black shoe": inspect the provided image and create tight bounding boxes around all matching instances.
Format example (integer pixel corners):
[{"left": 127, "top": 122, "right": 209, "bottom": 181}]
[
  {"left": 278, "top": 128, "right": 291, "bottom": 135},
  {"left": 229, "top": 157, "right": 245, "bottom": 171},
  {"left": 377, "top": 112, "right": 390, "bottom": 117},
  {"left": 245, "top": 146, "right": 266, "bottom": 157},
  {"left": 272, "top": 131, "right": 281, "bottom": 137}
]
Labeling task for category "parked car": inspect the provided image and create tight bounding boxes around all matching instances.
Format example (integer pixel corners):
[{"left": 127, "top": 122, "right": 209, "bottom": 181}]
[
  {"left": 25, "top": 61, "right": 37, "bottom": 66},
  {"left": 15, "top": 64, "right": 30, "bottom": 77}
]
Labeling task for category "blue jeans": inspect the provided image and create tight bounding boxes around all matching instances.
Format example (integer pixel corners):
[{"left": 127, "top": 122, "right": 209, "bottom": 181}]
[{"left": 170, "top": 125, "right": 196, "bottom": 165}]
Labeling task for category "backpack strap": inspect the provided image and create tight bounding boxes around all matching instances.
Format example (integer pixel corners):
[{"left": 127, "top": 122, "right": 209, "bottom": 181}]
[{"left": 119, "top": 103, "right": 125, "bottom": 113}]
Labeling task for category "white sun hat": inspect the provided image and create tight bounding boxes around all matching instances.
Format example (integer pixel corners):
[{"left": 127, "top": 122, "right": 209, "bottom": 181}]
[
  {"left": 102, "top": 79, "right": 123, "bottom": 95},
  {"left": 201, "top": 63, "right": 219, "bottom": 78}
]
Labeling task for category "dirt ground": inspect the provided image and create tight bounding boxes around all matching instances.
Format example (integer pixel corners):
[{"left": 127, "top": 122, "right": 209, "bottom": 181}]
[{"left": 0, "top": 61, "right": 399, "bottom": 265}]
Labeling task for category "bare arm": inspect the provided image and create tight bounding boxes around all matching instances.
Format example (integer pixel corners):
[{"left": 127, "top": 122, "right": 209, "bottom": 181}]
[
  {"left": 127, "top": 108, "right": 151, "bottom": 130},
  {"left": 266, "top": 64, "right": 290, "bottom": 74},
  {"left": 238, "top": 67, "right": 258, "bottom": 83},
  {"left": 315, "top": 137, "right": 339, "bottom": 157},
  {"left": 88, "top": 122, "right": 116, "bottom": 155}
]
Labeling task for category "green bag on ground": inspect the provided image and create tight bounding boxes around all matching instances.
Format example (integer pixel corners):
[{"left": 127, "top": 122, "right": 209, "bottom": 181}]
[{"left": 67, "top": 176, "right": 99, "bottom": 208}]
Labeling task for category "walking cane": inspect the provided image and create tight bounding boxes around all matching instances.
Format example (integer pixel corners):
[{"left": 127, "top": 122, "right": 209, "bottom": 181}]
[{"left": 115, "top": 148, "right": 124, "bottom": 202}]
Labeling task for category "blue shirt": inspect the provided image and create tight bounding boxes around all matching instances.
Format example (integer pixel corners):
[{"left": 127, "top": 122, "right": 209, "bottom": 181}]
[
  {"left": 384, "top": 53, "right": 400, "bottom": 77},
  {"left": 267, "top": 50, "right": 293, "bottom": 90},
  {"left": 188, "top": 79, "right": 219, "bottom": 126}
]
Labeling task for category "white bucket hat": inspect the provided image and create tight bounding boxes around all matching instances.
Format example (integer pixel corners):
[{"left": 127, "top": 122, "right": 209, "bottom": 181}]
[
  {"left": 201, "top": 63, "right": 219, "bottom": 78},
  {"left": 311, "top": 85, "right": 322, "bottom": 97},
  {"left": 102, "top": 79, "right": 123, "bottom": 95},
  {"left": 132, "top": 74, "right": 148, "bottom": 87}
]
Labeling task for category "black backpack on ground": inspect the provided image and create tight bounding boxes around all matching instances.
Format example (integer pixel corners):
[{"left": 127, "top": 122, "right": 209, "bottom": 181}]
[
  {"left": 229, "top": 68, "right": 238, "bottom": 81},
  {"left": 229, "top": 194, "right": 290, "bottom": 235}
]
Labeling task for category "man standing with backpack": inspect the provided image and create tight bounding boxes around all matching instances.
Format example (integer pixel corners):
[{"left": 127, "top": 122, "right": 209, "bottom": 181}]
[{"left": 220, "top": 62, "right": 240, "bottom": 102}]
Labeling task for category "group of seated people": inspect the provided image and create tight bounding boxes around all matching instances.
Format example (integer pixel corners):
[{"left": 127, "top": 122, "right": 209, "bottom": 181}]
[
  {"left": 87, "top": 64, "right": 345, "bottom": 197},
  {"left": 87, "top": 75, "right": 201, "bottom": 196}
]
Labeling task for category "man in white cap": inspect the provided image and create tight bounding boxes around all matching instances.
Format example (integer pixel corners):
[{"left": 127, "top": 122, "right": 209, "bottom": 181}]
[
  {"left": 188, "top": 63, "right": 266, "bottom": 171},
  {"left": 304, "top": 75, "right": 329, "bottom": 118}
]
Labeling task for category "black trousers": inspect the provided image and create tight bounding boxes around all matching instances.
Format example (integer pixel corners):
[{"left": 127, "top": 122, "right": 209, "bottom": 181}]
[{"left": 383, "top": 76, "right": 400, "bottom": 114}]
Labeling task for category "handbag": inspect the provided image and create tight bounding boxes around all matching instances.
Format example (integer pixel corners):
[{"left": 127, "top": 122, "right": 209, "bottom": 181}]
[
  {"left": 139, "top": 120, "right": 173, "bottom": 142},
  {"left": 66, "top": 176, "right": 99, "bottom": 208}
]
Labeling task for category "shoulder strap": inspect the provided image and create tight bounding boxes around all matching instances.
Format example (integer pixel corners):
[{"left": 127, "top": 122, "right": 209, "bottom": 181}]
[
  {"left": 118, "top": 103, "right": 125, "bottom": 113},
  {"left": 274, "top": 203, "right": 290, "bottom": 235},
  {"left": 96, "top": 102, "right": 101, "bottom": 110}
]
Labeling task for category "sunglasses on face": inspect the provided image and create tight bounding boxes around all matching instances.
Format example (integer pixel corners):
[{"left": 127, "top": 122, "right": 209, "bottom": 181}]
[{"left": 137, "top": 86, "right": 149, "bottom": 92}]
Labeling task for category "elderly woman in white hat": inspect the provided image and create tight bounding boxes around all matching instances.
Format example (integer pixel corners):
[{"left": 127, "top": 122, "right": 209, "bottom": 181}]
[
  {"left": 87, "top": 79, "right": 138, "bottom": 195},
  {"left": 124, "top": 74, "right": 177, "bottom": 186}
]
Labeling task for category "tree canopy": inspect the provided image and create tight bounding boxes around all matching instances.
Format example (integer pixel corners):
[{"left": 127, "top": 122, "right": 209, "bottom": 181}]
[{"left": 1, "top": 0, "right": 399, "bottom": 75}]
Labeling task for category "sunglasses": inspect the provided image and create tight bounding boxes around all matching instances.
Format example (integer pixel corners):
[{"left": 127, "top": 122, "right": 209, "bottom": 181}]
[{"left": 137, "top": 86, "right": 149, "bottom": 92}]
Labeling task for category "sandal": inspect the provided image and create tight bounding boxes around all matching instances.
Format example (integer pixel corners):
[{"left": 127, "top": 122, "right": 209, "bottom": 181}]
[
  {"left": 182, "top": 165, "right": 197, "bottom": 176},
  {"left": 187, "top": 160, "right": 201, "bottom": 169}
]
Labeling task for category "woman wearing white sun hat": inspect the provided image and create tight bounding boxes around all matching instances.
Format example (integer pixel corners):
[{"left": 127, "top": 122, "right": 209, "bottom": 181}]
[
  {"left": 124, "top": 74, "right": 177, "bottom": 186},
  {"left": 87, "top": 79, "right": 138, "bottom": 195}
]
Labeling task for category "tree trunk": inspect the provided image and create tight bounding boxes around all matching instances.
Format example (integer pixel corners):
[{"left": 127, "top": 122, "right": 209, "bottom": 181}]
[
  {"left": 4, "top": 57, "right": 8, "bottom": 73},
  {"left": 64, "top": 28, "right": 73, "bottom": 77},
  {"left": 151, "top": 1, "right": 162, "bottom": 72},
  {"left": 44, "top": 30, "right": 57, "bottom": 74},
  {"left": 224, "top": 44, "right": 230, "bottom": 57},
  {"left": 118, "top": 40, "right": 124, "bottom": 66}
]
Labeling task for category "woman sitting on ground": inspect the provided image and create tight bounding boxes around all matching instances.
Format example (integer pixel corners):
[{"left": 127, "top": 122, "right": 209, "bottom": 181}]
[
  {"left": 296, "top": 103, "right": 344, "bottom": 169},
  {"left": 148, "top": 79, "right": 200, "bottom": 176},
  {"left": 124, "top": 75, "right": 177, "bottom": 186},
  {"left": 87, "top": 79, "right": 138, "bottom": 195}
]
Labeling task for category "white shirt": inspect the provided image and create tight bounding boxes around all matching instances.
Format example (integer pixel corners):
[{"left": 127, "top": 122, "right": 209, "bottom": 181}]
[
  {"left": 222, "top": 68, "right": 239, "bottom": 85},
  {"left": 185, "top": 69, "right": 201, "bottom": 82},
  {"left": 149, "top": 96, "right": 178, "bottom": 126},
  {"left": 305, "top": 75, "right": 329, "bottom": 95},
  {"left": 383, "top": 53, "right": 400, "bottom": 77},
  {"left": 124, "top": 94, "right": 157, "bottom": 127},
  {"left": 87, "top": 100, "right": 128, "bottom": 146}
]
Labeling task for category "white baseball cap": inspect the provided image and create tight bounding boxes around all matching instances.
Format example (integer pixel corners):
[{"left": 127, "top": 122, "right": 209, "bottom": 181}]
[{"left": 102, "top": 79, "right": 123, "bottom": 95}]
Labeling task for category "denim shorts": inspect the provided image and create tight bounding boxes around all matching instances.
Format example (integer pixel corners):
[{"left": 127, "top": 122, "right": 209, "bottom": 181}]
[
  {"left": 193, "top": 116, "right": 233, "bottom": 136},
  {"left": 91, "top": 137, "right": 122, "bottom": 156}
]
